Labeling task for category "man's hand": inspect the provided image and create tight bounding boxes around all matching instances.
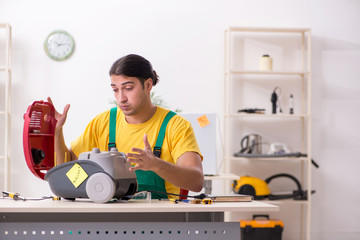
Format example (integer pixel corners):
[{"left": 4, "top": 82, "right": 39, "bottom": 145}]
[
  {"left": 47, "top": 97, "right": 75, "bottom": 164},
  {"left": 47, "top": 97, "right": 70, "bottom": 131},
  {"left": 126, "top": 134, "right": 159, "bottom": 171},
  {"left": 126, "top": 134, "right": 204, "bottom": 192}
]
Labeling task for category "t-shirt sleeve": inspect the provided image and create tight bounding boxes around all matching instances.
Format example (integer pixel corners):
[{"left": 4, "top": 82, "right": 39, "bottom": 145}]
[
  {"left": 168, "top": 115, "right": 203, "bottom": 163},
  {"left": 71, "top": 112, "right": 107, "bottom": 157}
]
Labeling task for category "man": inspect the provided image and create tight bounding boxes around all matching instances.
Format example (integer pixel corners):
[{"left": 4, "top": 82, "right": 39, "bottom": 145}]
[{"left": 49, "top": 54, "right": 204, "bottom": 199}]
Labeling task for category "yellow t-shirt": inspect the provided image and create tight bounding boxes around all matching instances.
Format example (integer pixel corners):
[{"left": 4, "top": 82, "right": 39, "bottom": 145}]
[{"left": 71, "top": 106, "right": 203, "bottom": 197}]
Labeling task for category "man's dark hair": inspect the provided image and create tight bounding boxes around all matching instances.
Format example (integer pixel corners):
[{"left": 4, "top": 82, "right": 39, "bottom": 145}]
[{"left": 109, "top": 54, "right": 159, "bottom": 87}]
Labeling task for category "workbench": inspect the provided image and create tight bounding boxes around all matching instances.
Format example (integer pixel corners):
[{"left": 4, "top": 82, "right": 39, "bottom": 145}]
[{"left": 0, "top": 198, "right": 278, "bottom": 239}]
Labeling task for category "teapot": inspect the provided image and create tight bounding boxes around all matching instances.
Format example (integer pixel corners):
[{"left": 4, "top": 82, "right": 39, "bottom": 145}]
[{"left": 240, "top": 134, "right": 263, "bottom": 154}]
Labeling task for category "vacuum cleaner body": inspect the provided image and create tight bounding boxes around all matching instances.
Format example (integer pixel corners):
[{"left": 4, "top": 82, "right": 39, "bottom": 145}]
[{"left": 44, "top": 148, "right": 138, "bottom": 203}]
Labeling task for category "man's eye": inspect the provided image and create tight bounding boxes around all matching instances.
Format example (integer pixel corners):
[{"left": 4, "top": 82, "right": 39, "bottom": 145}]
[
  {"left": 112, "top": 88, "right": 118, "bottom": 92},
  {"left": 125, "top": 87, "right": 133, "bottom": 91}
]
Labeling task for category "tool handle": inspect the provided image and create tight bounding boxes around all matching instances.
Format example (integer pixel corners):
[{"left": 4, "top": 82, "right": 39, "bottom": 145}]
[
  {"left": 253, "top": 214, "right": 270, "bottom": 220},
  {"left": 271, "top": 91, "right": 277, "bottom": 114},
  {"left": 2, "top": 191, "right": 26, "bottom": 201}
]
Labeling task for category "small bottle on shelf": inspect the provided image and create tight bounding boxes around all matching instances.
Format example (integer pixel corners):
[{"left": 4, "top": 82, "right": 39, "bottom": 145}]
[
  {"left": 259, "top": 54, "right": 273, "bottom": 71},
  {"left": 289, "top": 94, "right": 294, "bottom": 114}
]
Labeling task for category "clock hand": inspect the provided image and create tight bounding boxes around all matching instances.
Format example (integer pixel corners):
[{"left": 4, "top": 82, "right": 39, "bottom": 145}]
[
  {"left": 57, "top": 43, "right": 70, "bottom": 46},
  {"left": 52, "top": 41, "right": 69, "bottom": 47}
]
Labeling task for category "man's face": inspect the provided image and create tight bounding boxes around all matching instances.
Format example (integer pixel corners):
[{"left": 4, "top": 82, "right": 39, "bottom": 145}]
[{"left": 110, "top": 75, "right": 151, "bottom": 117}]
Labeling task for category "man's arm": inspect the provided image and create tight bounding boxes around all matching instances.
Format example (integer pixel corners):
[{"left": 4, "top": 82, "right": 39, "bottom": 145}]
[
  {"left": 48, "top": 97, "right": 77, "bottom": 165},
  {"left": 54, "top": 128, "right": 78, "bottom": 164},
  {"left": 156, "top": 151, "right": 204, "bottom": 192},
  {"left": 126, "top": 134, "right": 204, "bottom": 192}
]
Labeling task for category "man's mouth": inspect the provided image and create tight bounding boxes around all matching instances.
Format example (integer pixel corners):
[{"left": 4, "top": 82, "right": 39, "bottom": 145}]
[{"left": 120, "top": 105, "right": 129, "bottom": 111}]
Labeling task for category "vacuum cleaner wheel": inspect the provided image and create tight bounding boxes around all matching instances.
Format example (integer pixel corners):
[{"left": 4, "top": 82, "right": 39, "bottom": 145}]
[{"left": 86, "top": 172, "right": 116, "bottom": 203}]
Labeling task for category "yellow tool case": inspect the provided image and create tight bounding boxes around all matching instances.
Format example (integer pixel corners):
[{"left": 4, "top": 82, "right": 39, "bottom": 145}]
[{"left": 240, "top": 214, "right": 283, "bottom": 240}]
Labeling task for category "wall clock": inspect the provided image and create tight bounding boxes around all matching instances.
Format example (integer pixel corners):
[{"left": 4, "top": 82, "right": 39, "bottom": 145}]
[{"left": 44, "top": 30, "right": 75, "bottom": 61}]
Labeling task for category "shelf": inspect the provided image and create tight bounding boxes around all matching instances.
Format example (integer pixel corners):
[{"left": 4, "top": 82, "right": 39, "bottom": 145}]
[
  {"left": 0, "top": 67, "right": 11, "bottom": 72},
  {"left": 226, "top": 113, "right": 309, "bottom": 119},
  {"left": 229, "top": 156, "right": 308, "bottom": 162},
  {"left": 226, "top": 70, "right": 310, "bottom": 76},
  {"left": 227, "top": 26, "right": 310, "bottom": 33},
  {"left": 0, "top": 23, "right": 10, "bottom": 28},
  {"left": 224, "top": 26, "right": 312, "bottom": 240},
  {"left": 261, "top": 199, "right": 309, "bottom": 206},
  {"left": 0, "top": 23, "right": 12, "bottom": 192},
  {"left": 204, "top": 173, "right": 239, "bottom": 181}
]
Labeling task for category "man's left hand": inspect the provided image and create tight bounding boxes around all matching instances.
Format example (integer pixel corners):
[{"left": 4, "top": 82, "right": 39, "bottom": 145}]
[{"left": 126, "top": 134, "right": 158, "bottom": 171}]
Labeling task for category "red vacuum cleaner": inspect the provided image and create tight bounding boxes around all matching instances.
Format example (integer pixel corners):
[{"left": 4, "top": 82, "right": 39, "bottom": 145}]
[{"left": 23, "top": 100, "right": 57, "bottom": 179}]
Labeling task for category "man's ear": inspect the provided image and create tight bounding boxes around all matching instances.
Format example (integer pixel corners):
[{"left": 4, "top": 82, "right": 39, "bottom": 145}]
[{"left": 145, "top": 78, "right": 153, "bottom": 91}]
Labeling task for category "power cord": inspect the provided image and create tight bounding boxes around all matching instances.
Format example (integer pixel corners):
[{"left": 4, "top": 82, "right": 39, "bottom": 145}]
[{"left": 2, "top": 191, "right": 61, "bottom": 201}]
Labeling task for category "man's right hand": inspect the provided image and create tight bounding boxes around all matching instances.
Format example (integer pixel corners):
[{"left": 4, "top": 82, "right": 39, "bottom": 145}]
[
  {"left": 47, "top": 97, "right": 75, "bottom": 164},
  {"left": 47, "top": 97, "right": 70, "bottom": 131}
]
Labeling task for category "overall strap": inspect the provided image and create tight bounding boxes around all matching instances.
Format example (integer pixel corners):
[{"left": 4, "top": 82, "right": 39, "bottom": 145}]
[
  {"left": 108, "top": 107, "right": 117, "bottom": 151},
  {"left": 108, "top": 108, "right": 176, "bottom": 154},
  {"left": 107, "top": 109, "right": 176, "bottom": 199},
  {"left": 153, "top": 111, "right": 177, "bottom": 158}
]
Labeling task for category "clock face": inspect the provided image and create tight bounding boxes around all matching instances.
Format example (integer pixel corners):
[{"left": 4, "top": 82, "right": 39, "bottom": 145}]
[{"left": 44, "top": 30, "right": 75, "bottom": 61}]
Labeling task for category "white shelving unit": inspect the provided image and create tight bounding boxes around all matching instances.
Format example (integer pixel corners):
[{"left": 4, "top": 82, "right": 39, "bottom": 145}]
[
  {"left": 0, "top": 23, "right": 12, "bottom": 190},
  {"left": 224, "top": 27, "right": 311, "bottom": 240}
]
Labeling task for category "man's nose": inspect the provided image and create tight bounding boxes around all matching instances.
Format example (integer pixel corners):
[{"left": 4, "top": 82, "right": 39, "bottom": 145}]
[{"left": 120, "top": 92, "right": 127, "bottom": 103}]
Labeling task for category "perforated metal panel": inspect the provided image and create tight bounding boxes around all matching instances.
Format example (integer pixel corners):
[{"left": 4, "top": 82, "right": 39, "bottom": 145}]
[{"left": 0, "top": 222, "right": 240, "bottom": 240}]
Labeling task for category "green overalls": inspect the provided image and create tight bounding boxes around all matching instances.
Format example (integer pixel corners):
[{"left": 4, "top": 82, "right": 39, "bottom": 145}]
[{"left": 108, "top": 107, "right": 176, "bottom": 199}]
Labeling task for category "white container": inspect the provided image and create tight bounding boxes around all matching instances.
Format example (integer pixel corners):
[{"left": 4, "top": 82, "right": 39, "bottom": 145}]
[{"left": 259, "top": 54, "right": 273, "bottom": 71}]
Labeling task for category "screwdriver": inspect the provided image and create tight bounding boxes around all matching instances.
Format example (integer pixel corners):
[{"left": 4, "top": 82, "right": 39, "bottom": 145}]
[{"left": 2, "top": 191, "right": 26, "bottom": 201}]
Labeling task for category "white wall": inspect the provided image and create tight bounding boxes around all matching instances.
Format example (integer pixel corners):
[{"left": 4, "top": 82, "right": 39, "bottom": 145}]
[{"left": 1, "top": 0, "right": 360, "bottom": 239}]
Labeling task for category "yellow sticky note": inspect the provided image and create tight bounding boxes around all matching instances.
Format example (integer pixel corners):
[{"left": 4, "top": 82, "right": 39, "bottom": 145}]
[
  {"left": 197, "top": 115, "right": 210, "bottom": 128},
  {"left": 66, "top": 163, "right": 88, "bottom": 188}
]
